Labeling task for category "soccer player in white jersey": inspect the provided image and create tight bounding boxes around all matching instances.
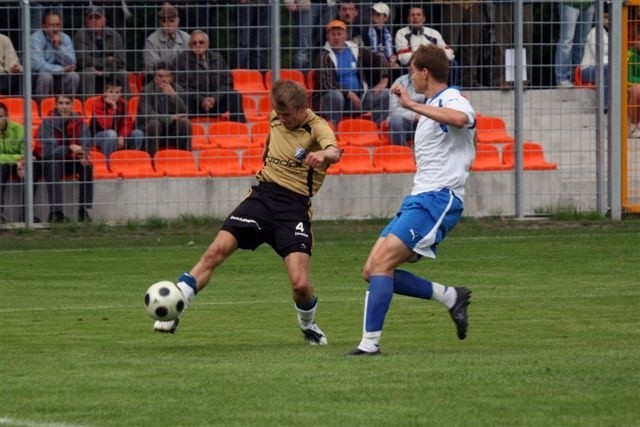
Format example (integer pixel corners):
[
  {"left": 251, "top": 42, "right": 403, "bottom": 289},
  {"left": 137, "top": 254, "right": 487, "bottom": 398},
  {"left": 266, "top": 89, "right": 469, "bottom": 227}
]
[{"left": 348, "top": 44, "right": 476, "bottom": 355}]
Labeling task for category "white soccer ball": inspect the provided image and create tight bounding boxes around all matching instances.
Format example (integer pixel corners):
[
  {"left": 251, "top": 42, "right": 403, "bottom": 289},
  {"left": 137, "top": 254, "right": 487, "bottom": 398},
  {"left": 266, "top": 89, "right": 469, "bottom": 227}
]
[{"left": 144, "top": 281, "right": 185, "bottom": 321}]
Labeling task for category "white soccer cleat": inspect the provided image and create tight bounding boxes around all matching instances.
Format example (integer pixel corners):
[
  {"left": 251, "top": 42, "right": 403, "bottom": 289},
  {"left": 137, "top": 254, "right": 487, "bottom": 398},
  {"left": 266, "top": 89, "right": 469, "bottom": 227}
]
[
  {"left": 151, "top": 275, "right": 197, "bottom": 334},
  {"left": 301, "top": 323, "right": 328, "bottom": 345},
  {"left": 153, "top": 318, "right": 180, "bottom": 334}
]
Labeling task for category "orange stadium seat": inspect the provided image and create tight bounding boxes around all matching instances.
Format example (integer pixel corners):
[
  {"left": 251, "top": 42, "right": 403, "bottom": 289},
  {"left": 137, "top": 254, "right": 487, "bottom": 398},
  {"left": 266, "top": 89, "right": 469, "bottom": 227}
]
[
  {"left": 109, "top": 149, "right": 163, "bottom": 179},
  {"left": 241, "top": 147, "right": 266, "bottom": 174},
  {"left": 373, "top": 145, "right": 416, "bottom": 173},
  {"left": 264, "top": 69, "right": 307, "bottom": 90},
  {"left": 153, "top": 149, "right": 208, "bottom": 177},
  {"left": 335, "top": 146, "right": 383, "bottom": 174},
  {"left": 242, "top": 96, "right": 270, "bottom": 123},
  {"left": 3, "top": 97, "right": 41, "bottom": 126},
  {"left": 191, "top": 122, "right": 211, "bottom": 150},
  {"left": 475, "top": 114, "right": 515, "bottom": 144},
  {"left": 128, "top": 72, "right": 144, "bottom": 95},
  {"left": 89, "top": 150, "right": 118, "bottom": 179},
  {"left": 470, "top": 144, "right": 511, "bottom": 171},
  {"left": 198, "top": 148, "right": 248, "bottom": 177},
  {"left": 502, "top": 142, "right": 558, "bottom": 170},
  {"left": 573, "top": 66, "right": 596, "bottom": 88},
  {"left": 82, "top": 95, "right": 101, "bottom": 122},
  {"left": 337, "top": 118, "right": 385, "bottom": 147},
  {"left": 250, "top": 121, "right": 271, "bottom": 146},
  {"left": 208, "top": 121, "right": 255, "bottom": 150},
  {"left": 231, "top": 69, "right": 268, "bottom": 96},
  {"left": 128, "top": 96, "right": 139, "bottom": 121}
]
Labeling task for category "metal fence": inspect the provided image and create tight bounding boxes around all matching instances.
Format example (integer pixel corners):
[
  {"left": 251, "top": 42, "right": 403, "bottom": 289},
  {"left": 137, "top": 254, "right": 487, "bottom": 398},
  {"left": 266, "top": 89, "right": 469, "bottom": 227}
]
[{"left": 0, "top": 1, "right": 636, "bottom": 226}]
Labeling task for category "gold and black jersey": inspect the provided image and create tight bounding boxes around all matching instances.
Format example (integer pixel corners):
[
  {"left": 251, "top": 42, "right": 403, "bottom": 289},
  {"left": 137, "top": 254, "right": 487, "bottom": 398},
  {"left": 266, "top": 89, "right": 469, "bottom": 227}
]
[{"left": 256, "top": 109, "right": 338, "bottom": 197}]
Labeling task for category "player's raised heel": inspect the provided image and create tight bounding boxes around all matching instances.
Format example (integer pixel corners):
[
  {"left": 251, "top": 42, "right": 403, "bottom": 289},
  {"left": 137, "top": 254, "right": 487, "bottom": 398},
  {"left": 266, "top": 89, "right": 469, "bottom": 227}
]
[
  {"left": 449, "top": 287, "right": 471, "bottom": 340},
  {"left": 301, "top": 323, "right": 328, "bottom": 345}
]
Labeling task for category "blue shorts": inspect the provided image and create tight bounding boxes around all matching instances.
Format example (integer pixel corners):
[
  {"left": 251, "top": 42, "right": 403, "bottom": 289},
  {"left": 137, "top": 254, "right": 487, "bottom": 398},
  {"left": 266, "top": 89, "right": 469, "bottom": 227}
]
[{"left": 380, "top": 189, "right": 463, "bottom": 259}]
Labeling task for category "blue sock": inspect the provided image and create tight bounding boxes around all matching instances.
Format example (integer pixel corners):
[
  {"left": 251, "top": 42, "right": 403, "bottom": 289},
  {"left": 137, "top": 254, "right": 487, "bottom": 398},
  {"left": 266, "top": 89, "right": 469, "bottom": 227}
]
[
  {"left": 364, "top": 275, "right": 394, "bottom": 332},
  {"left": 177, "top": 272, "right": 197, "bottom": 294},
  {"left": 295, "top": 296, "right": 317, "bottom": 311},
  {"left": 393, "top": 269, "right": 433, "bottom": 299}
]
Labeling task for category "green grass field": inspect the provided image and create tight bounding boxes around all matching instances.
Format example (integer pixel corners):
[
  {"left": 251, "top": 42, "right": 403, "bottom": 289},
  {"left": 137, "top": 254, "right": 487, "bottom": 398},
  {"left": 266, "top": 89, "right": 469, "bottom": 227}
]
[{"left": 1, "top": 217, "right": 639, "bottom": 427}]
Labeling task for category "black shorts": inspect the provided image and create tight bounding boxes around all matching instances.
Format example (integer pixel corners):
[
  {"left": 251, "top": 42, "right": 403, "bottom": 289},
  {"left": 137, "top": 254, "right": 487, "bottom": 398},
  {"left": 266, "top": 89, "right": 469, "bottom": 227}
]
[{"left": 221, "top": 182, "right": 314, "bottom": 258}]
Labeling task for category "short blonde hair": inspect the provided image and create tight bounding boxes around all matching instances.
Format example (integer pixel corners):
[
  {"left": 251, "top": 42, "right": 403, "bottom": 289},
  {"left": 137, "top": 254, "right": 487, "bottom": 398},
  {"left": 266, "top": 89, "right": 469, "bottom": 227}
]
[{"left": 271, "top": 79, "right": 308, "bottom": 111}]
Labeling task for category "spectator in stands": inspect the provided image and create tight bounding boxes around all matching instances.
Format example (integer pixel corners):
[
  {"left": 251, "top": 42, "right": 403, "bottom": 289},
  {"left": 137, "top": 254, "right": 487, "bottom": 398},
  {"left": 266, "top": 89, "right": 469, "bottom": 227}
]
[
  {"left": 31, "top": 11, "right": 80, "bottom": 100},
  {"left": 234, "top": 0, "right": 271, "bottom": 70},
  {"left": 90, "top": 0, "right": 134, "bottom": 34},
  {"left": 431, "top": 0, "right": 483, "bottom": 88},
  {"left": 137, "top": 62, "right": 192, "bottom": 157},
  {"left": 361, "top": 3, "right": 399, "bottom": 71},
  {"left": 90, "top": 76, "right": 144, "bottom": 162},
  {"left": 143, "top": 3, "right": 190, "bottom": 76},
  {"left": 386, "top": 63, "right": 425, "bottom": 146},
  {"left": 490, "top": 1, "right": 533, "bottom": 89},
  {"left": 175, "top": 30, "right": 246, "bottom": 123},
  {"left": 285, "top": 0, "right": 337, "bottom": 71},
  {"left": 0, "top": 33, "right": 23, "bottom": 96},
  {"left": 0, "top": 101, "right": 28, "bottom": 223},
  {"left": 627, "top": 23, "right": 640, "bottom": 137},
  {"left": 312, "top": 20, "right": 390, "bottom": 127},
  {"left": 555, "top": 0, "right": 595, "bottom": 88},
  {"left": 30, "top": 2, "right": 64, "bottom": 30},
  {"left": 336, "top": 0, "right": 364, "bottom": 44},
  {"left": 73, "top": 6, "right": 129, "bottom": 98},
  {"left": 36, "top": 94, "right": 93, "bottom": 223},
  {"left": 395, "top": 5, "right": 458, "bottom": 86},
  {"left": 580, "top": 9, "right": 608, "bottom": 107}
]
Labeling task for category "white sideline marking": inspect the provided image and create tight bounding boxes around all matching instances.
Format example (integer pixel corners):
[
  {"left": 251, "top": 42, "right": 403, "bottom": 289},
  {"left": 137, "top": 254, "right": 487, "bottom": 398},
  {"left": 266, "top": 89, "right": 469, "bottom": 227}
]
[
  {"left": 0, "top": 231, "right": 614, "bottom": 256},
  {"left": 0, "top": 417, "right": 91, "bottom": 427},
  {"left": 0, "top": 298, "right": 365, "bottom": 314}
]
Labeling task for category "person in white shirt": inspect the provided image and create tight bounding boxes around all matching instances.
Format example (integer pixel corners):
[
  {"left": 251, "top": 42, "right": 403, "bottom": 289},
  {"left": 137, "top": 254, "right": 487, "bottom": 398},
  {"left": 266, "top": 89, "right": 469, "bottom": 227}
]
[
  {"left": 395, "top": 5, "right": 458, "bottom": 86},
  {"left": 580, "top": 11, "right": 608, "bottom": 108},
  {"left": 348, "top": 44, "right": 475, "bottom": 356}
]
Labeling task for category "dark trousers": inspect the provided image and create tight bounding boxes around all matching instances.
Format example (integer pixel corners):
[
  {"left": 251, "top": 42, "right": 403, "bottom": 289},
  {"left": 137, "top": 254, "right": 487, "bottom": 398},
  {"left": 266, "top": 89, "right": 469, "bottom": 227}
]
[
  {"left": 142, "top": 118, "right": 192, "bottom": 158},
  {"left": 186, "top": 90, "right": 246, "bottom": 123},
  {"left": 37, "top": 158, "right": 93, "bottom": 215}
]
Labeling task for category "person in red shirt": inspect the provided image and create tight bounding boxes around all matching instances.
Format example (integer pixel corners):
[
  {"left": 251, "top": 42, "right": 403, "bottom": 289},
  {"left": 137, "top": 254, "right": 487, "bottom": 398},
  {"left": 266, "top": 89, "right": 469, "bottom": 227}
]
[{"left": 91, "top": 76, "right": 143, "bottom": 162}]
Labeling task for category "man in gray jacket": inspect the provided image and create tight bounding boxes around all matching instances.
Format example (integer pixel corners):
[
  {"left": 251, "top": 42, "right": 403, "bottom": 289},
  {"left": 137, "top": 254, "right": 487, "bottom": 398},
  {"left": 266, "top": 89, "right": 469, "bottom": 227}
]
[
  {"left": 137, "top": 62, "right": 192, "bottom": 157},
  {"left": 174, "top": 30, "right": 246, "bottom": 123},
  {"left": 73, "top": 6, "right": 129, "bottom": 97}
]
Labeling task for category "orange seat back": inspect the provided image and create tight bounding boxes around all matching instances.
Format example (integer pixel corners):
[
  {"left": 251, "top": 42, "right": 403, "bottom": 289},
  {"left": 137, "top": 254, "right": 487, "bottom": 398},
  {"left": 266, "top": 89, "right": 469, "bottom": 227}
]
[
  {"left": 199, "top": 148, "right": 248, "bottom": 177},
  {"left": 337, "top": 118, "right": 384, "bottom": 147},
  {"left": 109, "top": 149, "right": 163, "bottom": 178},
  {"left": 242, "top": 147, "right": 266, "bottom": 174},
  {"left": 373, "top": 145, "right": 416, "bottom": 173},
  {"left": 154, "top": 149, "right": 208, "bottom": 177},
  {"left": 208, "top": 121, "right": 254, "bottom": 149}
]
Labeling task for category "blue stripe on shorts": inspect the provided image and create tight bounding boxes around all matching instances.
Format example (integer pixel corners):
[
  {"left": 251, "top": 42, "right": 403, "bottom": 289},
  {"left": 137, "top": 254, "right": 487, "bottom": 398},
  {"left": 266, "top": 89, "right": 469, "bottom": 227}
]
[{"left": 380, "top": 189, "right": 463, "bottom": 259}]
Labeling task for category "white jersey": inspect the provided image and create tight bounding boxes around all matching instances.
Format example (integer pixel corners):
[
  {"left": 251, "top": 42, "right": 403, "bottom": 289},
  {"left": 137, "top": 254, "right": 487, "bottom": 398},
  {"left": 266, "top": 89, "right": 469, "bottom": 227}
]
[{"left": 411, "top": 87, "right": 476, "bottom": 200}]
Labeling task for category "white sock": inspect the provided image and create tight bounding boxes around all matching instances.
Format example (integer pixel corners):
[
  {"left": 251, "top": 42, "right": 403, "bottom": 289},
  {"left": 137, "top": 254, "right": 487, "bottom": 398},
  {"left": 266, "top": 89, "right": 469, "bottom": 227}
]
[
  {"left": 431, "top": 282, "right": 457, "bottom": 309},
  {"left": 176, "top": 281, "right": 195, "bottom": 309},
  {"left": 296, "top": 302, "right": 317, "bottom": 329},
  {"left": 358, "top": 331, "right": 381, "bottom": 352}
]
